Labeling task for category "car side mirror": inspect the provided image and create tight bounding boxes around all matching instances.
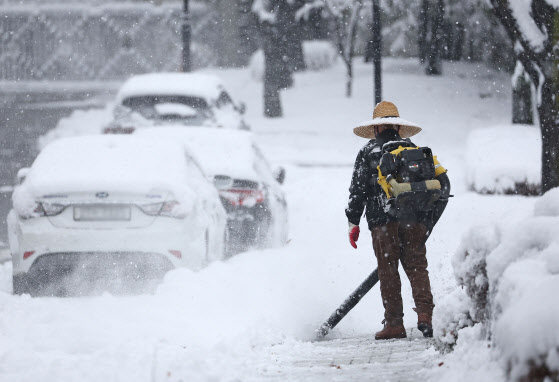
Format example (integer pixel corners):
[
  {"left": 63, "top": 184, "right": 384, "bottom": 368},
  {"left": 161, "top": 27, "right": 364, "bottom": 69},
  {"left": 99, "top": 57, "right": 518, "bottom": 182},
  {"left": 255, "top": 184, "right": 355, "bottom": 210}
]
[
  {"left": 274, "top": 167, "right": 286, "bottom": 185},
  {"left": 16, "top": 168, "right": 30, "bottom": 185},
  {"left": 238, "top": 102, "right": 246, "bottom": 115},
  {"left": 213, "top": 175, "right": 233, "bottom": 190}
]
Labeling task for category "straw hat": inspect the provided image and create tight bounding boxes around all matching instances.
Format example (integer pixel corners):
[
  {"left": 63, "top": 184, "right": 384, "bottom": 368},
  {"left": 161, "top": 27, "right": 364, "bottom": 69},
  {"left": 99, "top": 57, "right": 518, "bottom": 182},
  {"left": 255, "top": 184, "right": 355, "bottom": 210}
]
[{"left": 353, "top": 101, "right": 422, "bottom": 139}]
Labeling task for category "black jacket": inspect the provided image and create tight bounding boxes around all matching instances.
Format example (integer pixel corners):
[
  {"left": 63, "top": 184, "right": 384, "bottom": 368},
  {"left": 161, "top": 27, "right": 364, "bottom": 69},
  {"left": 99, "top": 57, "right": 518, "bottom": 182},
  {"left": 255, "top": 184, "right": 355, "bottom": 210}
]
[{"left": 345, "top": 129, "right": 450, "bottom": 230}]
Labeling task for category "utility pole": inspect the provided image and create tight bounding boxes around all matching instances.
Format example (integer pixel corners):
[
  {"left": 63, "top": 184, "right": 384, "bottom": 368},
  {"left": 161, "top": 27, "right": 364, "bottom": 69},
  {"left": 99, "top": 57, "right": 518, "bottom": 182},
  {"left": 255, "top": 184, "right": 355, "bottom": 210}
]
[
  {"left": 372, "top": 0, "right": 382, "bottom": 104},
  {"left": 181, "top": 0, "right": 191, "bottom": 72}
]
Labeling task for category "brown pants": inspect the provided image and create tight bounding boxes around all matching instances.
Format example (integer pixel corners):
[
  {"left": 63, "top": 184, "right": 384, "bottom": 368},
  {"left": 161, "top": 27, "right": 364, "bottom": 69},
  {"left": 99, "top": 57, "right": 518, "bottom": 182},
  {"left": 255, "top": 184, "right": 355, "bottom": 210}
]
[{"left": 371, "top": 221, "right": 434, "bottom": 326}]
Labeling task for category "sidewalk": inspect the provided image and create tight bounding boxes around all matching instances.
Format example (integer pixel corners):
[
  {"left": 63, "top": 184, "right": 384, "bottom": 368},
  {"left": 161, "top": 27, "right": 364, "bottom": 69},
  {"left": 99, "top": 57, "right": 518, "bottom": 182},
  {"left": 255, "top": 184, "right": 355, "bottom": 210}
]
[{"left": 257, "top": 328, "right": 438, "bottom": 381}]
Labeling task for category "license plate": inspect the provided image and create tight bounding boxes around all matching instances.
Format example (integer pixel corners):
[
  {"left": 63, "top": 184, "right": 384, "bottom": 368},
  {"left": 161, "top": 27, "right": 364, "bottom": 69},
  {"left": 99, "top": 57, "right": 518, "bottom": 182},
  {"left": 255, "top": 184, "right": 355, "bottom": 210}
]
[{"left": 74, "top": 205, "right": 131, "bottom": 221}]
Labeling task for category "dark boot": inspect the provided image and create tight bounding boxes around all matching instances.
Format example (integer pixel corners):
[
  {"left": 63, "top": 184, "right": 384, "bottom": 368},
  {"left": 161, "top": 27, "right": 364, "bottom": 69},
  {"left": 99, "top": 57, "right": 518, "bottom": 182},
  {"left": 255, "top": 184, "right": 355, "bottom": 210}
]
[
  {"left": 416, "top": 311, "right": 433, "bottom": 338},
  {"left": 375, "top": 320, "right": 407, "bottom": 340}
]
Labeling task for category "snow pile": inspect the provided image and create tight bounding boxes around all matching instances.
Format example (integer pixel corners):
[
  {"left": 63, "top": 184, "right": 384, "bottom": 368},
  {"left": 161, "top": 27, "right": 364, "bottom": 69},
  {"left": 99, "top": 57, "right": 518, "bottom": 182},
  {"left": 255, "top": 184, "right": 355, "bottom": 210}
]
[
  {"left": 249, "top": 40, "right": 338, "bottom": 81},
  {"left": 429, "top": 324, "right": 505, "bottom": 382},
  {"left": 466, "top": 125, "right": 541, "bottom": 195},
  {"left": 433, "top": 188, "right": 559, "bottom": 381}
]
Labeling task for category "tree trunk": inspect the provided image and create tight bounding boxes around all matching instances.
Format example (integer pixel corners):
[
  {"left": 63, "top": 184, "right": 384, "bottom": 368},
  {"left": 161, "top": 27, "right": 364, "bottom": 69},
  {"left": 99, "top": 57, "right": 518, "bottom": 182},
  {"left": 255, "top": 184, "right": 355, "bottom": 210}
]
[
  {"left": 538, "top": 79, "right": 559, "bottom": 192},
  {"left": 345, "top": 59, "right": 353, "bottom": 97},
  {"left": 537, "top": 7, "right": 559, "bottom": 193},
  {"left": 264, "top": 80, "right": 282, "bottom": 117},
  {"left": 418, "top": 0, "right": 429, "bottom": 64},
  {"left": 261, "top": 12, "right": 289, "bottom": 117},
  {"left": 279, "top": 0, "right": 305, "bottom": 72},
  {"left": 512, "top": 61, "right": 534, "bottom": 125},
  {"left": 426, "top": 0, "right": 443, "bottom": 75}
]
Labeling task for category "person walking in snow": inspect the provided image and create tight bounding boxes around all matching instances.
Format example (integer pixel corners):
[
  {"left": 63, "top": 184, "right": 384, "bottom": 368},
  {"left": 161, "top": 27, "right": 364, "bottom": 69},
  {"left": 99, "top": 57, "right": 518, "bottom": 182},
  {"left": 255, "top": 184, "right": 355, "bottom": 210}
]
[{"left": 345, "top": 101, "right": 451, "bottom": 340}]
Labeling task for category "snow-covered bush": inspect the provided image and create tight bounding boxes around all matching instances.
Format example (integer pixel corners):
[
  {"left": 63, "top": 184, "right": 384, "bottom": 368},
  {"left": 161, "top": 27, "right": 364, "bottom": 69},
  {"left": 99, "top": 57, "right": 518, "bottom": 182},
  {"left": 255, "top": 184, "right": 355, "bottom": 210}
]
[
  {"left": 452, "top": 224, "right": 500, "bottom": 322},
  {"left": 435, "top": 188, "right": 559, "bottom": 381},
  {"left": 432, "top": 287, "right": 476, "bottom": 352},
  {"left": 466, "top": 125, "right": 541, "bottom": 195},
  {"left": 249, "top": 40, "right": 337, "bottom": 81},
  {"left": 302, "top": 40, "right": 338, "bottom": 71}
]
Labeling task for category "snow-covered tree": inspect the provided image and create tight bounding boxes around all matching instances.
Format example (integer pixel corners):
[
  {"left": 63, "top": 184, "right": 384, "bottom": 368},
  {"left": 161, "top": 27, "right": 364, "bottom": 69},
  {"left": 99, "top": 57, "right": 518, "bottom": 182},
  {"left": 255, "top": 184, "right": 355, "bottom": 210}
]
[
  {"left": 490, "top": 0, "right": 559, "bottom": 193},
  {"left": 299, "top": 0, "right": 364, "bottom": 97},
  {"left": 445, "top": 0, "right": 513, "bottom": 69},
  {"left": 363, "top": 0, "right": 419, "bottom": 59}
]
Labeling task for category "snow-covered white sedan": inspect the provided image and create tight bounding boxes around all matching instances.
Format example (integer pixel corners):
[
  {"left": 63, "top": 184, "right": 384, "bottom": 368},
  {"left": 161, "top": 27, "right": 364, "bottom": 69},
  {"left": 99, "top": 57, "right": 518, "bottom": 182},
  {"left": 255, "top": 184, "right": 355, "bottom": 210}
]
[
  {"left": 8, "top": 136, "right": 227, "bottom": 296},
  {"left": 105, "top": 72, "right": 249, "bottom": 132},
  {"left": 137, "top": 127, "right": 289, "bottom": 255}
]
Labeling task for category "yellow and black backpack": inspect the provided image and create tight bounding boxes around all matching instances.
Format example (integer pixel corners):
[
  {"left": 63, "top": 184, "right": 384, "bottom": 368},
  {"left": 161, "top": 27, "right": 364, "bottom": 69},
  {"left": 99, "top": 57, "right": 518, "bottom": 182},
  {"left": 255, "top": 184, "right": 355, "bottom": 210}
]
[{"left": 377, "top": 142, "right": 446, "bottom": 218}]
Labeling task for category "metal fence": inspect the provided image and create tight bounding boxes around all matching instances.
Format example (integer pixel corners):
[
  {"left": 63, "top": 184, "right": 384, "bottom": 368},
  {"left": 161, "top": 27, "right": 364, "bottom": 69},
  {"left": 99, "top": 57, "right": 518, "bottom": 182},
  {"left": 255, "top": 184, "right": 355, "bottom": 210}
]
[{"left": 0, "top": 1, "right": 220, "bottom": 82}]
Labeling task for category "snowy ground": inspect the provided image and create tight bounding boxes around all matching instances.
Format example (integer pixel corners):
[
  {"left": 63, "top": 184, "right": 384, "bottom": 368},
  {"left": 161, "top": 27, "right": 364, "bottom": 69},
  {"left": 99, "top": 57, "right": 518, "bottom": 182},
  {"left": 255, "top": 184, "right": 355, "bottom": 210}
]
[{"left": 0, "top": 58, "right": 536, "bottom": 381}]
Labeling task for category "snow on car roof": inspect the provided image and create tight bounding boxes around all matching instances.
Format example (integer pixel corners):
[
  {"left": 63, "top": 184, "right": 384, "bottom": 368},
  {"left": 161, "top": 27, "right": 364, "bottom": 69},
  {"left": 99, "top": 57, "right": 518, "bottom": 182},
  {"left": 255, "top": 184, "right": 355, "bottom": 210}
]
[
  {"left": 137, "top": 127, "right": 259, "bottom": 181},
  {"left": 115, "top": 72, "right": 224, "bottom": 104},
  {"left": 22, "top": 135, "right": 194, "bottom": 198}
]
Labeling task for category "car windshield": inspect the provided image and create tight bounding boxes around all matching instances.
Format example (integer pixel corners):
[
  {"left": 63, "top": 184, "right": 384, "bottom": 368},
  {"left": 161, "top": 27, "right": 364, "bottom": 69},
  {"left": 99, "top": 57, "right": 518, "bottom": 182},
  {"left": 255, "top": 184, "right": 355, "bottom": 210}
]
[{"left": 121, "top": 95, "right": 213, "bottom": 125}]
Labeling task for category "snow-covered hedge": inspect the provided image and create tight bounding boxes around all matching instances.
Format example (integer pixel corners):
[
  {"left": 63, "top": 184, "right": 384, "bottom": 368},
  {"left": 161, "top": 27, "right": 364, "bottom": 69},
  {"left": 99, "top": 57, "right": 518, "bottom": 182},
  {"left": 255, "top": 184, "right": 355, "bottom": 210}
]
[
  {"left": 466, "top": 125, "right": 541, "bottom": 195},
  {"left": 434, "top": 188, "right": 559, "bottom": 381},
  {"left": 249, "top": 40, "right": 338, "bottom": 81}
]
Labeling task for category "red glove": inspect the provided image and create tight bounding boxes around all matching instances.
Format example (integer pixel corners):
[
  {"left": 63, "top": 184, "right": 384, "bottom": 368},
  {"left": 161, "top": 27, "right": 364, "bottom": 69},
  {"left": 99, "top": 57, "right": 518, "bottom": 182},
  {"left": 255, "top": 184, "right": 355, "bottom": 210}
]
[{"left": 348, "top": 223, "right": 360, "bottom": 249}]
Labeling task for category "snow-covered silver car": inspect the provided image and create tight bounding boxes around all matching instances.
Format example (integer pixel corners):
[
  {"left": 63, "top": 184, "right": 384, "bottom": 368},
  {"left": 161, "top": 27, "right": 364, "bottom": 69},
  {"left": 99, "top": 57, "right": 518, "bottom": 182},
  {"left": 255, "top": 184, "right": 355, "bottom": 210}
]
[
  {"left": 106, "top": 72, "right": 249, "bottom": 133},
  {"left": 9, "top": 135, "right": 227, "bottom": 296},
  {"left": 138, "top": 127, "right": 288, "bottom": 255}
]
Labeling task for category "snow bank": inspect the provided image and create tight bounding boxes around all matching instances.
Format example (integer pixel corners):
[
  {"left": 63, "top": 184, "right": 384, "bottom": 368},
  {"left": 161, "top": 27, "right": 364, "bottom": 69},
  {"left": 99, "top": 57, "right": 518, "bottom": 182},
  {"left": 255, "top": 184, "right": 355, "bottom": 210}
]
[
  {"left": 433, "top": 187, "right": 559, "bottom": 381},
  {"left": 429, "top": 324, "right": 505, "bottom": 382},
  {"left": 249, "top": 40, "right": 338, "bottom": 81},
  {"left": 466, "top": 125, "right": 541, "bottom": 195}
]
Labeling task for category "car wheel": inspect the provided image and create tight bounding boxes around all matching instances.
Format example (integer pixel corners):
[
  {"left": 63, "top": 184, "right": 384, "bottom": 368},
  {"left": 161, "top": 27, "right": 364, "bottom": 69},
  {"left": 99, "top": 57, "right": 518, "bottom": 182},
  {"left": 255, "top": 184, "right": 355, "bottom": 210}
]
[
  {"left": 223, "top": 230, "right": 232, "bottom": 259},
  {"left": 256, "top": 215, "right": 272, "bottom": 249},
  {"left": 12, "top": 274, "right": 35, "bottom": 296}
]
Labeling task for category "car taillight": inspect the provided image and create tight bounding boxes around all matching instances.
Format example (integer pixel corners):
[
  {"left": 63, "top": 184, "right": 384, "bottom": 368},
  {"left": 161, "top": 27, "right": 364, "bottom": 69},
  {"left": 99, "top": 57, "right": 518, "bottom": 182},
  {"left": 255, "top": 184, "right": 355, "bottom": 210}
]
[
  {"left": 138, "top": 201, "right": 185, "bottom": 218},
  {"left": 40, "top": 203, "right": 66, "bottom": 216},
  {"left": 20, "top": 202, "right": 65, "bottom": 219},
  {"left": 23, "top": 251, "right": 35, "bottom": 260},
  {"left": 28, "top": 202, "right": 65, "bottom": 217},
  {"left": 219, "top": 189, "right": 264, "bottom": 207}
]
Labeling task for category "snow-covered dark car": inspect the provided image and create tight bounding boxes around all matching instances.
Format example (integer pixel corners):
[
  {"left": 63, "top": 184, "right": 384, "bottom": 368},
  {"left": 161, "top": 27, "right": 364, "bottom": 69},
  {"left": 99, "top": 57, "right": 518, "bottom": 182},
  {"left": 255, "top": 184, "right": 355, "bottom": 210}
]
[
  {"left": 138, "top": 127, "right": 288, "bottom": 255},
  {"left": 106, "top": 73, "right": 249, "bottom": 133}
]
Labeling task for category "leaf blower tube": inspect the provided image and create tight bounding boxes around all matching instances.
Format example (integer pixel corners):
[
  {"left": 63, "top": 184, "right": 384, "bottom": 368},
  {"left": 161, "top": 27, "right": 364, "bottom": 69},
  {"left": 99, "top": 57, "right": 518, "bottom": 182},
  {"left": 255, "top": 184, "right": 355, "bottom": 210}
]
[{"left": 315, "top": 269, "right": 379, "bottom": 339}]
